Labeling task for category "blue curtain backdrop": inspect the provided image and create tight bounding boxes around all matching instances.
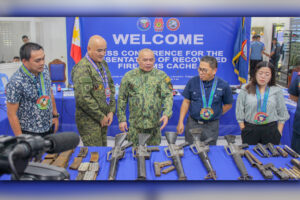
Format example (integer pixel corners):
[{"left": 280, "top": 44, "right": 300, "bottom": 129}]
[{"left": 66, "top": 17, "right": 251, "bottom": 86}]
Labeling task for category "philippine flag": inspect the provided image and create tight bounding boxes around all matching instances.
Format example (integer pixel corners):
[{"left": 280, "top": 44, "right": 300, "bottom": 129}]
[{"left": 70, "top": 17, "right": 82, "bottom": 64}]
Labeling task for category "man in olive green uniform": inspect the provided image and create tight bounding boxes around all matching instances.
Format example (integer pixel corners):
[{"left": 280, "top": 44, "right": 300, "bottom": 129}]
[
  {"left": 118, "top": 48, "right": 173, "bottom": 146},
  {"left": 71, "top": 35, "right": 115, "bottom": 146}
]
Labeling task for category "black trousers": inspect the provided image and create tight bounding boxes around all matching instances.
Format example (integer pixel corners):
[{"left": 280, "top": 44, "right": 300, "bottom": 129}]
[
  {"left": 22, "top": 125, "right": 54, "bottom": 137},
  {"left": 241, "top": 121, "right": 281, "bottom": 145}
]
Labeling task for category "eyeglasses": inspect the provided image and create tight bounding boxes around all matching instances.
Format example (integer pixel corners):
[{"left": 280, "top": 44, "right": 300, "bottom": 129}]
[{"left": 198, "top": 67, "right": 209, "bottom": 73}]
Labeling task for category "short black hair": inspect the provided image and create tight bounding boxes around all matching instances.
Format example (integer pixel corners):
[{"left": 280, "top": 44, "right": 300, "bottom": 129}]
[
  {"left": 13, "top": 56, "right": 20, "bottom": 60},
  {"left": 22, "top": 35, "right": 28, "bottom": 40},
  {"left": 272, "top": 38, "right": 277, "bottom": 42},
  {"left": 20, "top": 42, "right": 43, "bottom": 61},
  {"left": 200, "top": 56, "right": 218, "bottom": 69}
]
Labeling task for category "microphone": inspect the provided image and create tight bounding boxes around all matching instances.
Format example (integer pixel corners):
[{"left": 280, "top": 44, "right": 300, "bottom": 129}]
[
  {"left": 44, "top": 132, "right": 80, "bottom": 153},
  {"left": 12, "top": 132, "right": 80, "bottom": 159}
]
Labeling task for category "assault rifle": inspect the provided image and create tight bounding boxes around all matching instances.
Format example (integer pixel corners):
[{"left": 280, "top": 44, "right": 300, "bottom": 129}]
[
  {"left": 107, "top": 132, "right": 133, "bottom": 180},
  {"left": 132, "top": 133, "right": 159, "bottom": 180},
  {"left": 164, "top": 132, "right": 189, "bottom": 180}
]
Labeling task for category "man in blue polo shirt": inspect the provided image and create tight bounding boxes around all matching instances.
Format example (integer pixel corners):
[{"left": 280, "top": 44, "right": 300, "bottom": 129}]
[
  {"left": 250, "top": 35, "right": 269, "bottom": 80},
  {"left": 288, "top": 72, "right": 300, "bottom": 153},
  {"left": 177, "top": 56, "right": 233, "bottom": 145},
  {"left": 6, "top": 42, "right": 59, "bottom": 137}
]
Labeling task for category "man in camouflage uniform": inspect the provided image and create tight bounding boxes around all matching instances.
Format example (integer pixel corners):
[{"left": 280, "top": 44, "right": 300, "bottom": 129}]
[
  {"left": 71, "top": 35, "right": 115, "bottom": 146},
  {"left": 118, "top": 48, "right": 173, "bottom": 146}
]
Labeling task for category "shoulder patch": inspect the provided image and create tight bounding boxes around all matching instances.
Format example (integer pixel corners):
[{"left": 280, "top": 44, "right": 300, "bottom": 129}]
[{"left": 165, "top": 77, "right": 171, "bottom": 83}]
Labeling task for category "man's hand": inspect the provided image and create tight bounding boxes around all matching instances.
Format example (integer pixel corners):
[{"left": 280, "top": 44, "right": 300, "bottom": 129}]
[
  {"left": 107, "top": 112, "right": 114, "bottom": 126},
  {"left": 100, "top": 116, "right": 109, "bottom": 127},
  {"left": 159, "top": 115, "right": 168, "bottom": 131},
  {"left": 176, "top": 121, "right": 184, "bottom": 134},
  {"left": 52, "top": 118, "right": 59, "bottom": 133},
  {"left": 119, "top": 122, "right": 128, "bottom": 132}
]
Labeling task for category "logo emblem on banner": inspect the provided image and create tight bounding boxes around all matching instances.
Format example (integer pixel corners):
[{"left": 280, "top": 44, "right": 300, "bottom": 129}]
[
  {"left": 137, "top": 17, "right": 151, "bottom": 31},
  {"left": 241, "top": 40, "right": 247, "bottom": 60},
  {"left": 154, "top": 18, "right": 164, "bottom": 32},
  {"left": 166, "top": 18, "right": 180, "bottom": 31}
]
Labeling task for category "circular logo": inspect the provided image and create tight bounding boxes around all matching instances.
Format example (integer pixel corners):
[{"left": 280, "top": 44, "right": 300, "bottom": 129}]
[
  {"left": 137, "top": 17, "right": 151, "bottom": 31},
  {"left": 167, "top": 18, "right": 180, "bottom": 31}
]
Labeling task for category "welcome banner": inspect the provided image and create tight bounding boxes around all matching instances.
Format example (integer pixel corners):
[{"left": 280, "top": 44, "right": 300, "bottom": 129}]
[{"left": 66, "top": 17, "right": 251, "bottom": 86}]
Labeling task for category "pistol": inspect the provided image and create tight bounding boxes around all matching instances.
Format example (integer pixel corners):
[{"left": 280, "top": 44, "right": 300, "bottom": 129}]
[{"left": 154, "top": 160, "right": 172, "bottom": 177}]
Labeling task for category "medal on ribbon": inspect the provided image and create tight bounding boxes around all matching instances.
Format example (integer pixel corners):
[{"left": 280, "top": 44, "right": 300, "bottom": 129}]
[
  {"left": 199, "top": 78, "right": 218, "bottom": 120},
  {"left": 86, "top": 54, "right": 110, "bottom": 105},
  {"left": 254, "top": 86, "right": 270, "bottom": 125},
  {"left": 36, "top": 95, "right": 50, "bottom": 110},
  {"left": 22, "top": 65, "right": 50, "bottom": 110},
  {"left": 200, "top": 108, "right": 214, "bottom": 120}
]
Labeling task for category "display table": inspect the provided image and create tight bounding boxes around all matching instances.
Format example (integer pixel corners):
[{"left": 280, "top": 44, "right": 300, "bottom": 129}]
[
  {"left": 0, "top": 90, "right": 297, "bottom": 146},
  {"left": 1, "top": 145, "right": 299, "bottom": 181}
]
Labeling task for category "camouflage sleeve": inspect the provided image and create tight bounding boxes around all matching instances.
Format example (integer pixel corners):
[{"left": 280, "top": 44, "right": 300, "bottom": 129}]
[
  {"left": 161, "top": 73, "right": 173, "bottom": 118},
  {"left": 117, "top": 74, "right": 129, "bottom": 123},
  {"left": 103, "top": 61, "right": 116, "bottom": 114},
  {"left": 72, "top": 64, "right": 105, "bottom": 122}
]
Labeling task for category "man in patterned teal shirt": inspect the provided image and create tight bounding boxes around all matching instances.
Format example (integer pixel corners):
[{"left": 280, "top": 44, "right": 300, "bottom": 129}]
[
  {"left": 6, "top": 42, "right": 59, "bottom": 136},
  {"left": 118, "top": 48, "right": 173, "bottom": 146}
]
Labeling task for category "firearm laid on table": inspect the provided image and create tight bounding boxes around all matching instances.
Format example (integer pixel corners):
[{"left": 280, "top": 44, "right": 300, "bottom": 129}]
[
  {"left": 189, "top": 128, "right": 216, "bottom": 180},
  {"left": 107, "top": 132, "right": 133, "bottom": 180},
  {"left": 224, "top": 135, "right": 252, "bottom": 180},
  {"left": 132, "top": 133, "right": 159, "bottom": 180},
  {"left": 164, "top": 132, "right": 189, "bottom": 180}
]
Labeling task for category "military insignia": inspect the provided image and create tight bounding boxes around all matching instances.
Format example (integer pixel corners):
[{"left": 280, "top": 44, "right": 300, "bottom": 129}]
[
  {"left": 154, "top": 18, "right": 164, "bottom": 32},
  {"left": 137, "top": 17, "right": 151, "bottom": 31},
  {"left": 166, "top": 18, "right": 180, "bottom": 31},
  {"left": 165, "top": 77, "right": 171, "bottom": 83}
]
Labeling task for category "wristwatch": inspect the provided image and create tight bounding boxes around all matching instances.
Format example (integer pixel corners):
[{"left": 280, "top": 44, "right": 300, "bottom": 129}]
[{"left": 53, "top": 113, "right": 60, "bottom": 118}]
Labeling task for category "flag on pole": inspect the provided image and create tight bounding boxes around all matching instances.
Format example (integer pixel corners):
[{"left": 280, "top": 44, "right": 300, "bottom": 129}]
[
  {"left": 232, "top": 17, "right": 248, "bottom": 84},
  {"left": 70, "top": 17, "right": 82, "bottom": 64}
]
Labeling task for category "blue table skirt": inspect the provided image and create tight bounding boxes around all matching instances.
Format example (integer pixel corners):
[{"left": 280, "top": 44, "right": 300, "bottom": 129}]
[
  {"left": 55, "top": 92, "right": 295, "bottom": 143},
  {"left": 0, "top": 92, "right": 296, "bottom": 146},
  {"left": 1, "top": 145, "right": 299, "bottom": 181}
]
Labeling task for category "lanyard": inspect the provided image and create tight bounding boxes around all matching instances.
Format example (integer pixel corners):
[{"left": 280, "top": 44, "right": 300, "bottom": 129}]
[
  {"left": 199, "top": 78, "right": 218, "bottom": 108},
  {"left": 21, "top": 64, "right": 46, "bottom": 96},
  {"left": 85, "top": 53, "right": 110, "bottom": 104},
  {"left": 256, "top": 85, "right": 270, "bottom": 113}
]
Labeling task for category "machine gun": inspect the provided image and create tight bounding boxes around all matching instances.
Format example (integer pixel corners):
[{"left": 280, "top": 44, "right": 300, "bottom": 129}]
[
  {"left": 164, "top": 132, "right": 189, "bottom": 180},
  {"left": 189, "top": 128, "right": 216, "bottom": 180},
  {"left": 107, "top": 132, "right": 133, "bottom": 180},
  {"left": 224, "top": 135, "right": 252, "bottom": 180},
  {"left": 132, "top": 133, "right": 159, "bottom": 180}
]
